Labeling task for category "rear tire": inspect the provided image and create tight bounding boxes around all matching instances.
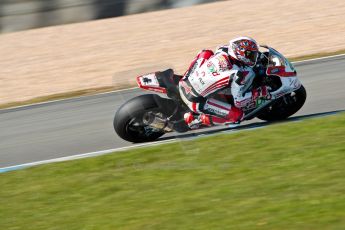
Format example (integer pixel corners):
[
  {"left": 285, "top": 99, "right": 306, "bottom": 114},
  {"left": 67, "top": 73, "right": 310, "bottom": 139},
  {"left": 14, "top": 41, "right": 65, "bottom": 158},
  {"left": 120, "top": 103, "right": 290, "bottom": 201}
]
[
  {"left": 114, "top": 94, "right": 174, "bottom": 143},
  {"left": 257, "top": 85, "right": 307, "bottom": 121}
]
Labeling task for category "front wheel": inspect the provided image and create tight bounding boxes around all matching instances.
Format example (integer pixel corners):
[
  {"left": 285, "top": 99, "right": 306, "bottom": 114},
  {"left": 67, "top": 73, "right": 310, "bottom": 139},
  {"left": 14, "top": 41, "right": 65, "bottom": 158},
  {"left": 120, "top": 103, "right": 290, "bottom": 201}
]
[
  {"left": 257, "top": 85, "right": 307, "bottom": 121},
  {"left": 114, "top": 94, "right": 171, "bottom": 143}
]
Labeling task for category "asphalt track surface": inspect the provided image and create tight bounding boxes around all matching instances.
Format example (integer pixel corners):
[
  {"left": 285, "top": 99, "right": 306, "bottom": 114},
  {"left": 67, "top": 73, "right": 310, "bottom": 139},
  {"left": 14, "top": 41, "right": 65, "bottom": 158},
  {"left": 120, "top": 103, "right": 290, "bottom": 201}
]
[{"left": 1, "top": 55, "right": 345, "bottom": 168}]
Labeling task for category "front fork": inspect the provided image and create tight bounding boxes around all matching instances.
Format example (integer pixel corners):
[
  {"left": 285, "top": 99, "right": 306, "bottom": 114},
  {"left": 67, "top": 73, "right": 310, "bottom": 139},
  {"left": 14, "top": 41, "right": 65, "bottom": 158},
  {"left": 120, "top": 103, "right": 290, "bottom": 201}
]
[{"left": 243, "top": 76, "right": 302, "bottom": 120}]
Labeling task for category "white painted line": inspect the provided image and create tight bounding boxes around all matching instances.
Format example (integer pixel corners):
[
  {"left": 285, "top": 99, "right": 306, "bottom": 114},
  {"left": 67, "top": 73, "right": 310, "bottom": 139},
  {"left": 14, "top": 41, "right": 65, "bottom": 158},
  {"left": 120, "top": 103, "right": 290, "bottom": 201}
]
[
  {"left": 0, "top": 139, "right": 177, "bottom": 173},
  {"left": 2, "top": 53, "right": 345, "bottom": 112},
  {"left": 293, "top": 53, "right": 345, "bottom": 64},
  {"left": 0, "top": 87, "right": 138, "bottom": 112},
  {"left": 0, "top": 125, "right": 264, "bottom": 174},
  {"left": 0, "top": 123, "right": 271, "bottom": 174}
]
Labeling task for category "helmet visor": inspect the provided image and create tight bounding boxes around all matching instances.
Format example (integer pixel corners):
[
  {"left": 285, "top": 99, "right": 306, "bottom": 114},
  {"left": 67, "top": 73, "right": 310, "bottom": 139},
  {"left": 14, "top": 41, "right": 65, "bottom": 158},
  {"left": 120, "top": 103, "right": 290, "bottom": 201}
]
[{"left": 245, "top": 50, "right": 258, "bottom": 64}]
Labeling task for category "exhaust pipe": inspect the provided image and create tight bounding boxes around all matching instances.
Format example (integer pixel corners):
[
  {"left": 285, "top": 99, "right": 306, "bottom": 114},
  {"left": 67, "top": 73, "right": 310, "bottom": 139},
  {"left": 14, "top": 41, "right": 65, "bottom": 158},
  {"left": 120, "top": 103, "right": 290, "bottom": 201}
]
[{"left": 143, "top": 112, "right": 173, "bottom": 132}]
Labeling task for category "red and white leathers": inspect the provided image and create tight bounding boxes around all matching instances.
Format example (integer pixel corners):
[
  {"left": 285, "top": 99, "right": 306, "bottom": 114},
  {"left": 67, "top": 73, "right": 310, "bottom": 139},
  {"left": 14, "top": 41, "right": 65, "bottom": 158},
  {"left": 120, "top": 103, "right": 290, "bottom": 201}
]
[{"left": 179, "top": 46, "right": 267, "bottom": 127}]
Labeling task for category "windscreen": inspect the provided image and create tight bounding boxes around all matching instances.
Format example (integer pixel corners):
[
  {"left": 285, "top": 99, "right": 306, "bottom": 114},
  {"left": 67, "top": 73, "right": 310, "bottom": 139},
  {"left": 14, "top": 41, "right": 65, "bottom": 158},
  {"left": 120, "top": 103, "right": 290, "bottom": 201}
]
[{"left": 265, "top": 47, "right": 296, "bottom": 77}]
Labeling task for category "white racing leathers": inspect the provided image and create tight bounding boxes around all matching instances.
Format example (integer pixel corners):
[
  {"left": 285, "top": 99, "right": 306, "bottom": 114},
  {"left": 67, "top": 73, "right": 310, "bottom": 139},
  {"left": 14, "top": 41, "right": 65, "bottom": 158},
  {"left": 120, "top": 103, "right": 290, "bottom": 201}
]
[{"left": 179, "top": 49, "right": 257, "bottom": 124}]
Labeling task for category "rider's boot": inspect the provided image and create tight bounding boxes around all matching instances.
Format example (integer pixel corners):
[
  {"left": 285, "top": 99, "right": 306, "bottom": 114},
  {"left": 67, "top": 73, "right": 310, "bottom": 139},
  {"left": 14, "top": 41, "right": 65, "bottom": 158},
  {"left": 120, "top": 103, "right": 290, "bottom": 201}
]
[
  {"left": 184, "top": 106, "right": 244, "bottom": 129},
  {"left": 204, "top": 106, "right": 244, "bottom": 125},
  {"left": 202, "top": 98, "right": 244, "bottom": 125},
  {"left": 184, "top": 112, "right": 202, "bottom": 129},
  {"left": 184, "top": 112, "right": 214, "bottom": 129}
]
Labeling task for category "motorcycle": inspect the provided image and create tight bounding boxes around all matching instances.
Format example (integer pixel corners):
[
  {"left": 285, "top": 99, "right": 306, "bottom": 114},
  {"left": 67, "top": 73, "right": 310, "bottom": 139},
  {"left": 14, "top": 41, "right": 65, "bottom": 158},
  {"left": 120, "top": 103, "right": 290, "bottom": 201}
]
[{"left": 113, "top": 46, "right": 306, "bottom": 143}]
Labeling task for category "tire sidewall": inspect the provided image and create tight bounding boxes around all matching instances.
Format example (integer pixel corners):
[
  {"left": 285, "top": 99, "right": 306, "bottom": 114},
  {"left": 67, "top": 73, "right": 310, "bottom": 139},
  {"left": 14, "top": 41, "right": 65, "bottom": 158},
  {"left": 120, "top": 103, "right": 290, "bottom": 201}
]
[{"left": 114, "top": 94, "right": 172, "bottom": 143}]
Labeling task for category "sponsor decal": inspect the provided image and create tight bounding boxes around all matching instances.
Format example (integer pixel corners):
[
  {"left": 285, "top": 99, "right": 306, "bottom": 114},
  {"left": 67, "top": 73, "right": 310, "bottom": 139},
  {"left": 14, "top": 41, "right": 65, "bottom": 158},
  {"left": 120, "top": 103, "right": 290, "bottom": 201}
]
[
  {"left": 241, "top": 101, "right": 256, "bottom": 111},
  {"left": 289, "top": 78, "right": 301, "bottom": 89},
  {"left": 235, "top": 98, "right": 252, "bottom": 107},
  {"left": 140, "top": 73, "right": 159, "bottom": 86},
  {"left": 204, "top": 104, "right": 228, "bottom": 117},
  {"left": 217, "top": 55, "right": 229, "bottom": 71},
  {"left": 256, "top": 98, "right": 266, "bottom": 107},
  {"left": 274, "top": 88, "right": 292, "bottom": 98},
  {"left": 271, "top": 68, "right": 279, "bottom": 74},
  {"left": 147, "top": 87, "right": 165, "bottom": 93},
  {"left": 207, "top": 62, "right": 219, "bottom": 76},
  {"left": 142, "top": 77, "right": 152, "bottom": 84}
]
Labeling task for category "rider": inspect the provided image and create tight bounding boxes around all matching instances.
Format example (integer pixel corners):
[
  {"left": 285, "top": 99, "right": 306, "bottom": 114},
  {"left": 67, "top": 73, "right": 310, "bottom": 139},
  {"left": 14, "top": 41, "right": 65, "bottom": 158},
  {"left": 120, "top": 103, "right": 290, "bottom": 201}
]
[{"left": 179, "top": 36, "right": 272, "bottom": 128}]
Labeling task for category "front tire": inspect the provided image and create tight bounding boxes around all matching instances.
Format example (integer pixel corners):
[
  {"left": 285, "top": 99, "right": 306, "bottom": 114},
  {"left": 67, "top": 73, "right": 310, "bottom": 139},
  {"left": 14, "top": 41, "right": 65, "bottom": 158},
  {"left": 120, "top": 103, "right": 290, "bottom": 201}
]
[{"left": 257, "top": 85, "right": 307, "bottom": 121}]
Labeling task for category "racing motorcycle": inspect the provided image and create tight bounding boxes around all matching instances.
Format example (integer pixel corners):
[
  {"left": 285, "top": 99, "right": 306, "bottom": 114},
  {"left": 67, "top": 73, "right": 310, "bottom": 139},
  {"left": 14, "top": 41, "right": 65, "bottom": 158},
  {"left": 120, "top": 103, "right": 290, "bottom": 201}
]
[{"left": 114, "top": 46, "right": 306, "bottom": 142}]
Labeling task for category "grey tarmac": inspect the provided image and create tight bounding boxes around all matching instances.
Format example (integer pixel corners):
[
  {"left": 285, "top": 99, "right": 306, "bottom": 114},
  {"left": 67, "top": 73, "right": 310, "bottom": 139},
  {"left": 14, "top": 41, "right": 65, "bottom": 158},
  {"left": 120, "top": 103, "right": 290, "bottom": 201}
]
[{"left": 0, "top": 55, "right": 345, "bottom": 168}]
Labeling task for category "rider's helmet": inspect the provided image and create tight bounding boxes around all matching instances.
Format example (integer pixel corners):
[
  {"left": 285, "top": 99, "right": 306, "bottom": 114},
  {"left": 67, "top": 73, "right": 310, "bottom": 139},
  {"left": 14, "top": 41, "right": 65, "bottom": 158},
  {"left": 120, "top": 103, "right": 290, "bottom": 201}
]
[{"left": 228, "top": 36, "right": 259, "bottom": 67}]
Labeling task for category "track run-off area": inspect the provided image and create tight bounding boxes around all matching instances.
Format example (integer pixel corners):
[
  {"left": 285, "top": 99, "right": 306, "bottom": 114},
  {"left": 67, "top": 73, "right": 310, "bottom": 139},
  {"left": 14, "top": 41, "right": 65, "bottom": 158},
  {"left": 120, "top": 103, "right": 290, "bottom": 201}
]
[{"left": 0, "top": 54, "right": 345, "bottom": 172}]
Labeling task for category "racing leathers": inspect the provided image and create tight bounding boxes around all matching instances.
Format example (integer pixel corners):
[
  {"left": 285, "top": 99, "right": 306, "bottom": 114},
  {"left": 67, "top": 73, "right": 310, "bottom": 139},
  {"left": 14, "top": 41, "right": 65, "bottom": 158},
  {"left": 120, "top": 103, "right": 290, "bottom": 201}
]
[{"left": 179, "top": 46, "right": 269, "bottom": 127}]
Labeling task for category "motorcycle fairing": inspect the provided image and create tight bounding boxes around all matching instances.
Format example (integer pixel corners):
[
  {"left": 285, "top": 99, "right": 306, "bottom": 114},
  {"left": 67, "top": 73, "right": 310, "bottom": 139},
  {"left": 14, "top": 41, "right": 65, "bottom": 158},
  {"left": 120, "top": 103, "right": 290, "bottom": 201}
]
[
  {"left": 263, "top": 46, "right": 297, "bottom": 78},
  {"left": 261, "top": 46, "right": 301, "bottom": 98},
  {"left": 270, "top": 76, "right": 302, "bottom": 99},
  {"left": 137, "top": 73, "right": 167, "bottom": 94},
  {"left": 267, "top": 66, "right": 296, "bottom": 77}
]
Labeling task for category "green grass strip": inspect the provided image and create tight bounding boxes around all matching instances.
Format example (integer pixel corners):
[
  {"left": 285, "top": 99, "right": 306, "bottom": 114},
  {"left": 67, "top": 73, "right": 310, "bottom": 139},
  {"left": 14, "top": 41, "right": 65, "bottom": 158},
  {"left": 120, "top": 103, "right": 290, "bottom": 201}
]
[{"left": 1, "top": 113, "right": 345, "bottom": 230}]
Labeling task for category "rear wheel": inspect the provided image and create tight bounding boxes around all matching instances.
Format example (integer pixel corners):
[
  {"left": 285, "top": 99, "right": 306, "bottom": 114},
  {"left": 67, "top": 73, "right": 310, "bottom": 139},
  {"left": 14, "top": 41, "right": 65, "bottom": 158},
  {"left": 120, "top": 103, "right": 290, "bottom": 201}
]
[
  {"left": 257, "top": 85, "right": 307, "bottom": 121},
  {"left": 114, "top": 94, "right": 176, "bottom": 143}
]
